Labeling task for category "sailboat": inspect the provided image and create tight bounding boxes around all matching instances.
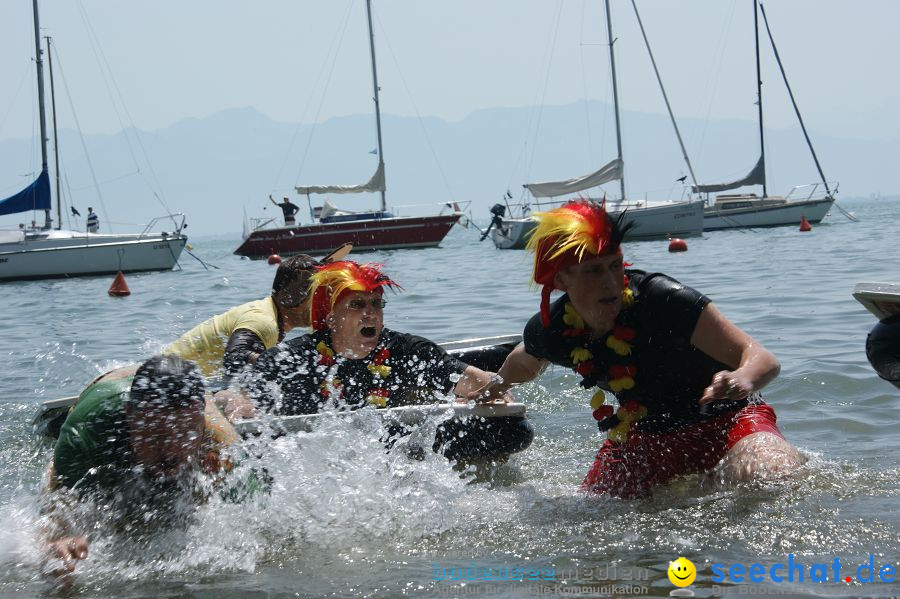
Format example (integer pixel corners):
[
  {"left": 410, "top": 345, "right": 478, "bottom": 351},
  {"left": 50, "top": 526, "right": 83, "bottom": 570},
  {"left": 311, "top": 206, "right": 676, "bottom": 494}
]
[
  {"left": 0, "top": 0, "right": 187, "bottom": 282},
  {"left": 488, "top": 0, "right": 704, "bottom": 251},
  {"left": 697, "top": 0, "right": 836, "bottom": 231},
  {"left": 234, "top": 0, "right": 461, "bottom": 259}
]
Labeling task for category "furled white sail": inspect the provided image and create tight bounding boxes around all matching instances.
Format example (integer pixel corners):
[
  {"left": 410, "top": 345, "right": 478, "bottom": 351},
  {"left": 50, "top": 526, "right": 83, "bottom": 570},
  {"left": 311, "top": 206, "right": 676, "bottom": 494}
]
[
  {"left": 295, "top": 161, "right": 385, "bottom": 196},
  {"left": 692, "top": 156, "right": 765, "bottom": 194},
  {"left": 524, "top": 159, "right": 622, "bottom": 198}
]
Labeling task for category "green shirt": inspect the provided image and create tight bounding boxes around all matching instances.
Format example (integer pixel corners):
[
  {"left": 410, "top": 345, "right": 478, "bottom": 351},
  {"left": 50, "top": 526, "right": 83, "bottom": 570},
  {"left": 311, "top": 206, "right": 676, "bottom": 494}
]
[
  {"left": 53, "top": 377, "right": 133, "bottom": 491},
  {"left": 53, "top": 374, "right": 262, "bottom": 500}
]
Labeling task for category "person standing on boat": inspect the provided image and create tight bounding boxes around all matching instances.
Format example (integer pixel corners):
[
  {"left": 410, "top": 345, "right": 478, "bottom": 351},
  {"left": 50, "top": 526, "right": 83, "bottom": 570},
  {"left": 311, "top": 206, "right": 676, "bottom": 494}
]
[
  {"left": 41, "top": 355, "right": 240, "bottom": 583},
  {"left": 85, "top": 207, "right": 99, "bottom": 233},
  {"left": 224, "top": 260, "right": 503, "bottom": 419},
  {"left": 270, "top": 195, "right": 300, "bottom": 226},
  {"left": 470, "top": 200, "right": 805, "bottom": 498},
  {"left": 164, "top": 244, "right": 352, "bottom": 381}
]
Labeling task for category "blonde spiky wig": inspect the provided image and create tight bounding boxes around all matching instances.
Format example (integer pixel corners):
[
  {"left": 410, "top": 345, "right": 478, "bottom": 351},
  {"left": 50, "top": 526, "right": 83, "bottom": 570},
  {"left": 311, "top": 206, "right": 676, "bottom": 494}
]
[
  {"left": 526, "top": 200, "right": 632, "bottom": 326},
  {"left": 308, "top": 261, "right": 399, "bottom": 330}
]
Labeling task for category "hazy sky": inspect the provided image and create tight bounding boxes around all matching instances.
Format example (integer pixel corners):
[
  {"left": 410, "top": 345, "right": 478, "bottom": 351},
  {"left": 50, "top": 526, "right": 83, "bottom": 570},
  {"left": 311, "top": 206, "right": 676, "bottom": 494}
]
[{"left": 2, "top": 0, "right": 898, "bottom": 142}]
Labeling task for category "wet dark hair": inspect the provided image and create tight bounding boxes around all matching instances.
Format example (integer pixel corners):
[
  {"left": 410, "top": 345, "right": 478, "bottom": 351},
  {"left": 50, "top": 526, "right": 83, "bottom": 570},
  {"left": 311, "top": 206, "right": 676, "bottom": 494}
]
[
  {"left": 608, "top": 207, "right": 636, "bottom": 252},
  {"left": 272, "top": 254, "right": 320, "bottom": 308},
  {"left": 127, "top": 355, "right": 206, "bottom": 410}
]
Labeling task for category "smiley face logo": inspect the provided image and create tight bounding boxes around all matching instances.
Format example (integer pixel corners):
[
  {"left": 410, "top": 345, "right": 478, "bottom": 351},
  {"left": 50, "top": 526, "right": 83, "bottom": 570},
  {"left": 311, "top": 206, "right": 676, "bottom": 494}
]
[{"left": 667, "top": 557, "right": 696, "bottom": 587}]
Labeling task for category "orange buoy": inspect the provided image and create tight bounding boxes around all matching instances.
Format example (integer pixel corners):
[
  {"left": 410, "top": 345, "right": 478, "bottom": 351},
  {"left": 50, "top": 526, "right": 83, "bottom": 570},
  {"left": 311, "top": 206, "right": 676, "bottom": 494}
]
[
  {"left": 799, "top": 216, "right": 812, "bottom": 232},
  {"left": 668, "top": 238, "right": 688, "bottom": 252},
  {"left": 267, "top": 254, "right": 282, "bottom": 265},
  {"left": 108, "top": 270, "right": 131, "bottom": 297}
]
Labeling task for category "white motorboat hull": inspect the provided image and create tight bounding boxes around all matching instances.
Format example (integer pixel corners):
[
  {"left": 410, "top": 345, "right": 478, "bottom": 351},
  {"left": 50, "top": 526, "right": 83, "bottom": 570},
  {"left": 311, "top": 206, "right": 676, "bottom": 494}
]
[
  {"left": 491, "top": 200, "right": 705, "bottom": 250},
  {"left": 0, "top": 233, "right": 187, "bottom": 281},
  {"left": 853, "top": 283, "right": 900, "bottom": 322},
  {"left": 703, "top": 197, "right": 833, "bottom": 231},
  {"left": 491, "top": 218, "right": 534, "bottom": 250}
]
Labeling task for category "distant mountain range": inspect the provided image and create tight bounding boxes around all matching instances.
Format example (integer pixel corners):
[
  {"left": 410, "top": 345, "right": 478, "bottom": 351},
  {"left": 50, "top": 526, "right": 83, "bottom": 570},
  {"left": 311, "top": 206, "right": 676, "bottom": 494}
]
[{"left": 1, "top": 101, "right": 897, "bottom": 236}]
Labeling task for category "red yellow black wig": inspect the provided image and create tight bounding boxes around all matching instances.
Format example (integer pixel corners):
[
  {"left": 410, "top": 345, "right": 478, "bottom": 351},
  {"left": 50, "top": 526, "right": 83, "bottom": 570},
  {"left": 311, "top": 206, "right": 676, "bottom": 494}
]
[
  {"left": 308, "top": 261, "right": 399, "bottom": 330},
  {"left": 526, "top": 200, "right": 632, "bottom": 326}
]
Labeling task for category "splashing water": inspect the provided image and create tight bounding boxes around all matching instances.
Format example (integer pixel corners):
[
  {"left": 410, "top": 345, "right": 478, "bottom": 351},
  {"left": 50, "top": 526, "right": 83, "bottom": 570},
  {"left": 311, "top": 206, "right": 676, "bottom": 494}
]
[{"left": 1, "top": 199, "right": 900, "bottom": 597}]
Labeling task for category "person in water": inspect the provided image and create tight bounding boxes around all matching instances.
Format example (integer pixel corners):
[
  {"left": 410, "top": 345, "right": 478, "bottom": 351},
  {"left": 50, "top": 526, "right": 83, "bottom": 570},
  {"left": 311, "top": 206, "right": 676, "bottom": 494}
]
[
  {"left": 42, "top": 355, "right": 239, "bottom": 581},
  {"left": 224, "top": 260, "right": 502, "bottom": 419},
  {"left": 470, "top": 200, "right": 805, "bottom": 498},
  {"left": 164, "top": 244, "right": 352, "bottom": 380}
]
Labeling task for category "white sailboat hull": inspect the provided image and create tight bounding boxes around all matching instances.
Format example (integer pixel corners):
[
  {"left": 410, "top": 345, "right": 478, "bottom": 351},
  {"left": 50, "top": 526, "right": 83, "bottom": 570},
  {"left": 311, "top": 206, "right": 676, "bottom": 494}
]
[
  {"left": 0, "top": 232, "right": 187, "bottom": 281},
  {"left": 613, "top": 200, "right": 705, "bottom": 239},
  {"left": 703, "top": 196, "right": 833, "bottom": 231},
  {"left": 491, "top": 200, "right": 705, "bottom": 250},
  {"left": 1, "top": 4, "right": 190, "bottom": 283}
]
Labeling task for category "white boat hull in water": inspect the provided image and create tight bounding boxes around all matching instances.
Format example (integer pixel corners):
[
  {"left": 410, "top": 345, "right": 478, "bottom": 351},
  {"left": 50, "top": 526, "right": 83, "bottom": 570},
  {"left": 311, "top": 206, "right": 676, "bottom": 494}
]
[
  {"left": 0, "top": 230, "right": 187, "bottom": 281},
  {"left": 703, "top": 196, "right": 833, "bottom": 231},
  {"left": 853, "top": 282, "right": 900, "bottom": 321},
  {"left": 491, "top": 200, "right": 705, "bottom": 250}
]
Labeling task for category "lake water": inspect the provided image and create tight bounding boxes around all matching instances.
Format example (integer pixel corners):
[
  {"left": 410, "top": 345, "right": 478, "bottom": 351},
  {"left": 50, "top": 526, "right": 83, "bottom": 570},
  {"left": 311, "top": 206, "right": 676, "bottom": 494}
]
[{"left": 0, "top": 197, "right": 898, "bottom": 598}]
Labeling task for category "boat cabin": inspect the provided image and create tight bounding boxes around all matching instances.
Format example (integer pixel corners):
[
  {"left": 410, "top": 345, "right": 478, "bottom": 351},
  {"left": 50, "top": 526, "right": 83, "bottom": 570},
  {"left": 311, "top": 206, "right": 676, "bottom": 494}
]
[
  {"left": 316, "top": 200, "right": 393, "bottom": 224},
  {"left": 711, "top": 194, "right": 787, "bottom": 210}
]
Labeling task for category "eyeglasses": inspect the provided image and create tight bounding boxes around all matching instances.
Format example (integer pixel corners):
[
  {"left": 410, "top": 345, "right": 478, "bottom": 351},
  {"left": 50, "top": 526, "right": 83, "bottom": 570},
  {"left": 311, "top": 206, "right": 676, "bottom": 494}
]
[{"left": 347, "top": 297, "right": 387, "bottom": 310}]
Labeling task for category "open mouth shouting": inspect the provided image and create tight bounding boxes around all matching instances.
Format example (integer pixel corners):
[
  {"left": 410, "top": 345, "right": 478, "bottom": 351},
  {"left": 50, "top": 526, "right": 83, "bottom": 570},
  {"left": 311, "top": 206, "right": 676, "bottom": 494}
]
[{"left": 329, "top": 290, "right": 387, "bottom": 357}]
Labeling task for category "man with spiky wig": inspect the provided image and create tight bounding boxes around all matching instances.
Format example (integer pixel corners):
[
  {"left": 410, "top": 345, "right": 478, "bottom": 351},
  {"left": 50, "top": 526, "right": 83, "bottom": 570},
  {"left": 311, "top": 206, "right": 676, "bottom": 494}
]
[{"left": 240, "top": 260, "right": 496, "bottom": 415}]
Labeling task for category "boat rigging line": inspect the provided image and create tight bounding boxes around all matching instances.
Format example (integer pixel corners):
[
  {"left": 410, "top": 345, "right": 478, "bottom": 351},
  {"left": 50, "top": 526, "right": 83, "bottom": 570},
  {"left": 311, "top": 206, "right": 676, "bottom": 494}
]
[
  {"left": 372, "top": 9, "right": 458, "bottom": 205},
  {"left": 270, "top": 0, "right": 355, "bottom": 203},
  {"left": 50, "top": 46, "right": 109, "bottom": 232},
  {"left": 75, "top": 2, "right": 173, "bottom": 217},
  {"left": 523, "top": 1, "right": 565, "bottom": 191},
  {"left": 292, "top": 0, "right": 357, "bottom": 193},
  {"left": 0, "top": 66, "right": 32, "bottom": 139},
  {"left": 757, "top": 1, "right": 857, "bottom": 222},
  {"left": 45, "top": 36, "right": 62, "bottom": 229},
  {"left": 629, "top": 0, "right": 699, "bottom": 191},
  {"left": 183, "top": 245, "right": 219, "bottom": 271}
]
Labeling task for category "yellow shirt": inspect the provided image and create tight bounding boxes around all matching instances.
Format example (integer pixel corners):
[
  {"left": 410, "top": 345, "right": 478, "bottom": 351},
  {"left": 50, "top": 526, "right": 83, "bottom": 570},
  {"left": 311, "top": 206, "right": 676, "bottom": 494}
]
[{"left": 164, "top": 297, "right": 280, "bottom": 377}]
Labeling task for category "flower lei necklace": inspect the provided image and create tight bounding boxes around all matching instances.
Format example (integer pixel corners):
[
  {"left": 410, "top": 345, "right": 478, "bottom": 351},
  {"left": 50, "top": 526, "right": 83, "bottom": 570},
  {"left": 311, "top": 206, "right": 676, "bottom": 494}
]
[
  {"left": 563, "top": 281, "right": 647, "bottom": 443},
  {"left": 315, "top": 339, "right": 392, "bottom": 407}
]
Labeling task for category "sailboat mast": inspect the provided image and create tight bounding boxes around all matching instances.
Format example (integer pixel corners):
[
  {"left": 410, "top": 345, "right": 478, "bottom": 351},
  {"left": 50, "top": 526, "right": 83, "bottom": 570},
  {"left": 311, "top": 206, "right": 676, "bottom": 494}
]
[
  {"left": 753, "top": 0, "right": 767, "bottom": 198},
  {"left": 45, "top": 36, "right": 62, "bottom": 230},
  {"left": 31, "top": 0, "right": 51, "bottom": 228},
  {"left": 604, "top": 0, "right": 626, "bottom": 202},
  {"left": 365, "top": 0, "right": 387, "bottom": 212}
]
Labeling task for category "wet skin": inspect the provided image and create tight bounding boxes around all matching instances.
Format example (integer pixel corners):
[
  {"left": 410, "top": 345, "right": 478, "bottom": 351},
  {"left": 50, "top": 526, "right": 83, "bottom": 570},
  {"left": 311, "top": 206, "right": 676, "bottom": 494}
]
[
  {"left": 329, "top": 290, "right": 386, "bottom": 358},
  {"left": 553, "top": 252, "right": 626, "bottom": 335},
  {"left": 126, "top": 404, "right": 205, "bottom": 481}
]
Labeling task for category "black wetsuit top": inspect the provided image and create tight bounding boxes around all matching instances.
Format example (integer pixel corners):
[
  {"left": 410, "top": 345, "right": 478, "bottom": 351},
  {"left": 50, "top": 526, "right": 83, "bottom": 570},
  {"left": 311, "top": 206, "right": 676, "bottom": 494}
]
[
  {"left": 279, "top": 201, "right": 299, "bottom": 221},
  {"left": 524, "top": 269, "right": 748, "bottom": 433},
  {"left": 245, "top": 328, "right": 466, "bottom": 415}
]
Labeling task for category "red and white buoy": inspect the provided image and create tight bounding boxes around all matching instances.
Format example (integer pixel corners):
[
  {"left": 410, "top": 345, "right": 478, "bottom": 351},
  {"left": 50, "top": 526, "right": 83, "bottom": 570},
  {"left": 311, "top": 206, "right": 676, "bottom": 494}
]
[
  {"left": 799, "top": 216, "right": 812, "bottom": 232},
  {"left": 668, "top": 238, "right": 688, "bottom": 252},
  {"left": 108, "top": 271, "right": 131, "bottom": 297},
  {"left": 267, "top": 254, "right": 282, "bottom": 265}
]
